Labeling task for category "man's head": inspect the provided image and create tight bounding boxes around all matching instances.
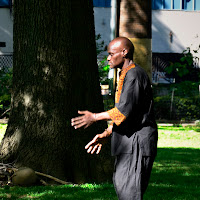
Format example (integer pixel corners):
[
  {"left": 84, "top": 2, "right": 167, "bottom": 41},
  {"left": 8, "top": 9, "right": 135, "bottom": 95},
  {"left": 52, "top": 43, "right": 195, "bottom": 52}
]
[{"left": 107, "top": 37, "right": 134, "bottom": 69}]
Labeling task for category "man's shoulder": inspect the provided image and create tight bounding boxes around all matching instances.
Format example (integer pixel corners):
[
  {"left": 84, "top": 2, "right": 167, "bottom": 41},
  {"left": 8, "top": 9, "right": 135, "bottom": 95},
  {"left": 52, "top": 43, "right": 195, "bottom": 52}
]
[
  {"left": 129, "top": 63, "right": 146, "bottom": 73},
  {"left": 126, "top": 63, "right": 149, "bottom": 80}
]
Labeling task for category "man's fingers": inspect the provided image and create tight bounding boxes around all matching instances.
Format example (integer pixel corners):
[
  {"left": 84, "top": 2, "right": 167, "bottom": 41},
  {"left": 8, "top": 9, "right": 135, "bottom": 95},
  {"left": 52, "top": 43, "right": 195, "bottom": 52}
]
[
  {"left": 74, "top": 122, "right": 86, "bottom": 129},
  {"left": 71, "top": 110, "right": 94, "bottom": 129},
  {"left": 71, "top": 111, "right": 87, "bottom": 125},
  {"left": 78, "top": 110, "right": 87, "bottom": 115},
  {"left": 71, "top": 120, "right": 85, "bottom": 127},
  {"left": 71, "top": 116, "right": 84, "bottom": 124},
  {"left": 87, "top": 146, "right": 93, "bottom": 153},
  {"left": 91, "top": 145, "right": 98, "bottom": 154},
  {"left": 85, "top": 141, "right": 94, "bottom": 149},
  {"left": 85, "top": 135, "right": 99, "bottom": 149},
  {"left": 96, "top": 145, "right": 102, "bottom": 154},
  {"left": 87, "top": 144, "right": 101, "bottom": 154},
  {"left": 85, "top": 139, "right": 96, "bottom": 149}
]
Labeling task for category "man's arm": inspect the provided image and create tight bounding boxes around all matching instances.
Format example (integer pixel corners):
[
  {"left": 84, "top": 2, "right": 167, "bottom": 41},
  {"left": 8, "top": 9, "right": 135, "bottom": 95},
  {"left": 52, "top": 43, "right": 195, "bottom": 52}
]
[
  {"left": 71, "top": 110, "right": 111, "bottom": 129},
  {"left": 85, "top": 124, "right": 113, "bottom": 154}
]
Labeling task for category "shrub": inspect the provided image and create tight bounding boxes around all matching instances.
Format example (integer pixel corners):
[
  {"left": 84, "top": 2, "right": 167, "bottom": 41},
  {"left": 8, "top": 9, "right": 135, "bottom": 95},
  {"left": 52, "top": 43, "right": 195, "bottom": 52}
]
[
  {"left": 165, "top": 46, "right": 200, "bottom": 82},
  {"left": 0, "top": 67, "right": 12, "bottom": 116},
  {"left": 153, "top": 81, "right": 200, "bottom": 121}
]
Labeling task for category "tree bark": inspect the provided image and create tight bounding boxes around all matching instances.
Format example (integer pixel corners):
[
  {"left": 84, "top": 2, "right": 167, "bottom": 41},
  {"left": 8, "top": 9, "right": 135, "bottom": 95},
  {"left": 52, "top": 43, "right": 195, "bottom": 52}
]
[{"left": 0, "top": 0, "right": 113, "bottom": 183}]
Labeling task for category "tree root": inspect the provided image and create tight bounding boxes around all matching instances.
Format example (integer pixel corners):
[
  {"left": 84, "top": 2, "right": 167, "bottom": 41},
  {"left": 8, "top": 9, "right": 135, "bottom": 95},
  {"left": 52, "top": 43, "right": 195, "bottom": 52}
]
[{"left": 35, "top": 171, "right": 73, "bottom": 185}]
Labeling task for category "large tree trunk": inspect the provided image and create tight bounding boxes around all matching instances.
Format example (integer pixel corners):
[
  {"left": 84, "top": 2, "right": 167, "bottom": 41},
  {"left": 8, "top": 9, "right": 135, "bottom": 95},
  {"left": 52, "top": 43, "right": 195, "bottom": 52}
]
[{"left": 0, "top": 0, "right": 113, "bottom": 183}]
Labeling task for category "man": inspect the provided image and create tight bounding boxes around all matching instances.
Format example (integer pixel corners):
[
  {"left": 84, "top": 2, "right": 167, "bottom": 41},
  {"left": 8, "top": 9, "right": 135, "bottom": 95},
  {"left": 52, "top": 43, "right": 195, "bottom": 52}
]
[{"left": 71, "top": 37, "right": 158, "bottom": 200}]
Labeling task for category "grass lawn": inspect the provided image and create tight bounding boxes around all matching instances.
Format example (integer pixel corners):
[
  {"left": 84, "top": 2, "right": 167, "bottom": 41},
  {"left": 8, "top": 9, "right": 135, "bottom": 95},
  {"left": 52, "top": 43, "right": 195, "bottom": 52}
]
[
  {"left": 0, "top": 124, "right": 200, "bottom": 199},
  {"left": 144, "top": 126, "right": 200, "bottom": 200}
]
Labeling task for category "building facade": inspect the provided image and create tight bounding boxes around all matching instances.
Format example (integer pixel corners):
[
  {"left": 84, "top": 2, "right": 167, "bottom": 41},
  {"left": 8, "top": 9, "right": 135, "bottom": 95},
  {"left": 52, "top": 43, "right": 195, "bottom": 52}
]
[
  {"left": 1, "top": 0, "right": 200, "bottom": 80},
  {"left": 93, "top": 0, "right": 200, "bottom": 83},
  {"left": 0, "top": 0, "right": 13, "bottom": 69}
]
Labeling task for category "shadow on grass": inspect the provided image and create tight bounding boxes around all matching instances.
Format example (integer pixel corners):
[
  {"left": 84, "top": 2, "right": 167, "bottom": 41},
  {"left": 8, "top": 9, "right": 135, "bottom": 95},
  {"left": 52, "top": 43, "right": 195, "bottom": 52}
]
[
  {"left": 0, "top": 183, "right": 117, "bottom": 200},
  {"left": 145, "top": 148, "right": 200, "bottom": 200}
]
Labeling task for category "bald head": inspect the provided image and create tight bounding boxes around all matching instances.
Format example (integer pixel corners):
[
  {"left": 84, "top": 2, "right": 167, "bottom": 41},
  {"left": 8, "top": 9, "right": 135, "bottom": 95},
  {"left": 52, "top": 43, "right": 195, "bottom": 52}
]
[{"left": 109, "top": 37, "right": 134, "bottom": 59}]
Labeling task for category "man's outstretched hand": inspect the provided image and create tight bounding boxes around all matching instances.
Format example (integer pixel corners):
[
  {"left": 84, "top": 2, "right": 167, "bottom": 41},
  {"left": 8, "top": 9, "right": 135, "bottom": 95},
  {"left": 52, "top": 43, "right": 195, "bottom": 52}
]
[
  {"left": 85, "top": 133, "right": 108, "bottom": 154},
  {"left": 71, "top": 110, "right": 96, "bottom": 129}
]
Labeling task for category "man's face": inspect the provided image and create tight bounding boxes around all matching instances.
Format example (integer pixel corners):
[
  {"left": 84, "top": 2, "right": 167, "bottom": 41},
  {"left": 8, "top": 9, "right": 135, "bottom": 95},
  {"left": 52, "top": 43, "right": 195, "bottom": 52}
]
[{"left": 107, "top": 41, "right": 124, "bottom": 69}]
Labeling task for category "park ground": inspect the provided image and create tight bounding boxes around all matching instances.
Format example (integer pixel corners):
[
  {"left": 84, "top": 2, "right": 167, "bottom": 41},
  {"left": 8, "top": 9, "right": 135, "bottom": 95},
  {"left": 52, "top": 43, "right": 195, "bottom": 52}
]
[{"left": 0, "top": 124, "right": 200, "bottom": 200}]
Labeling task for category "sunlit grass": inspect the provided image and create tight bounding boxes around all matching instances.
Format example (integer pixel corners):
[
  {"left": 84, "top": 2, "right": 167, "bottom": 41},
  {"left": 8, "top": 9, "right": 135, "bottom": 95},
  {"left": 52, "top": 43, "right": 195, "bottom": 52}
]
[{"left": 158, "top": 126, "right": 200, "bottom": 148}]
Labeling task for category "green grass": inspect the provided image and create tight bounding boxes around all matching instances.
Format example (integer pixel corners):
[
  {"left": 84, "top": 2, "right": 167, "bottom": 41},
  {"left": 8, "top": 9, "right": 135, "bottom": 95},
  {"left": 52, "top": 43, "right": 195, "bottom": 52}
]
[
  {"left": 0, "top": 124, "right": 200, "bottom": 199},
  {"left": 0, "top": 183, "right": 117, "bottom": 200},
  {"left": 158, "top": 126, "right": 200, "bottom": 148}
]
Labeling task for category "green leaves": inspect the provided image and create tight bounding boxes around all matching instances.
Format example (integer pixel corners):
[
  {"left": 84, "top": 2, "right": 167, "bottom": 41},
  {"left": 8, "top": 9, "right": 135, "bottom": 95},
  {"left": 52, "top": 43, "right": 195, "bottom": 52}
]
[
  {"left": 0, "top": 67, "right": 12, "bottom": 114},
  {"left": 96, "top": 35, "right": 110, "bottom": 85},
  {"left": 103, "top": 65, "right": 109, "bottom": 72},
  {"left": 165, "top": 46, "right": 199, "bottom": 80}
]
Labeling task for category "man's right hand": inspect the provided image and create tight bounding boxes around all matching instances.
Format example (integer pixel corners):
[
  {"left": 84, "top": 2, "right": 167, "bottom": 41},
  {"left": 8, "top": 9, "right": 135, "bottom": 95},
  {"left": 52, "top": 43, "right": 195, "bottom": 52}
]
[
  {"left": 85, "top": 127, "right": 112, "bottom": 154},
  {"left": 85, "top": 133, "right": 107, "bottom": 154},
  {"left": 71, "top": 110, "right": 96, "bottom": 129}
]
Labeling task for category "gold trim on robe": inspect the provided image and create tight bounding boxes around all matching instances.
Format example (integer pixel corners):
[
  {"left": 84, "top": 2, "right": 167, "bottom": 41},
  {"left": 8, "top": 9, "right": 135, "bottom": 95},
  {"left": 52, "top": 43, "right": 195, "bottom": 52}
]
[
  {"left": 107, "top": 107, "right": 126, "bottom": 126},
  {"left": 107, "top": 64, "right": 135, "bottom": 125}
]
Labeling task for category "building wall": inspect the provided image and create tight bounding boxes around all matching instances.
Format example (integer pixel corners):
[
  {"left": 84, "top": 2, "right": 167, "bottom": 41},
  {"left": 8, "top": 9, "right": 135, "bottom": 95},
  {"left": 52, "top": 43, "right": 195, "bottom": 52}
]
[
  {"left": 0, "top": 8, "right": 13, "bottom": 55},
  {"left": 1, "top": 5, "right": 200, "bottom": 62},
  {"left": 152, "top": 10, "right": 200, "bottom": 57},
  {"left": 93, "top": 7, "right": 112, "bottom": 48},
  {"left": 94, "top": 7, "right": 200, "bottom": 60}
]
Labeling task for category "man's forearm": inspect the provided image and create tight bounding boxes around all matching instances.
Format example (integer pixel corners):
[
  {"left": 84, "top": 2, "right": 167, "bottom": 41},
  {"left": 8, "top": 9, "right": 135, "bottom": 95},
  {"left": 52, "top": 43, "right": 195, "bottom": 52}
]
[{"left": 95, "top": 111, "right": 111, "bottom": 122}]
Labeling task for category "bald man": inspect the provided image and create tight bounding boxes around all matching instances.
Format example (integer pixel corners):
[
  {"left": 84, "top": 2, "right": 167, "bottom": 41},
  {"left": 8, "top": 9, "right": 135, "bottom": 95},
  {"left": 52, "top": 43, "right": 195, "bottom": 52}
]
[{"left": 71, "top": 37, "right": 158, "bottom": 200}]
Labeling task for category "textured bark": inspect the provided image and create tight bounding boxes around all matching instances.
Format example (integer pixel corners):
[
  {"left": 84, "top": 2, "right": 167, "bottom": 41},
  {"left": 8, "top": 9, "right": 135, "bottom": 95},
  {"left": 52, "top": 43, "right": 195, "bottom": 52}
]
[{"left": 0, "top": 0, "right": 113, "bottom": 183}]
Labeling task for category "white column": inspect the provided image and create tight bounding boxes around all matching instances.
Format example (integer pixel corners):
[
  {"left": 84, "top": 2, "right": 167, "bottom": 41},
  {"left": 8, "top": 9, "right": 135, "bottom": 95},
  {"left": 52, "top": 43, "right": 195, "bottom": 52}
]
[{"left": 110, "top": 0, "right": 117, "bottom": 41}]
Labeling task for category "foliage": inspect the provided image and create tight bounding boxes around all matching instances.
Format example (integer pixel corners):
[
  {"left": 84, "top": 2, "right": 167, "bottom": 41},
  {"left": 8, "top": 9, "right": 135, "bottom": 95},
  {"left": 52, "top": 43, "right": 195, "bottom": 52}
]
[
  {"left": 102, "top": 96, "right": 115, "bottom": 111},
  {"left": 95, "top": 34, "right": 110, "bottom": 85},
  {"left": 165, "top": 46, "right": 200, "bottom": 82},
  {"left": 153, "top": 81, "right": 200, "bottom": 121},
  {"left": 98, "top": 58, "right": 110, "bottom": 85},
  {"left": 153, "top": 95, "right": 172, "bottom": 120},
  {"left": 0, "top": 125, "right": 200, "bottom": 199},
  {"left": 95, "top": 34, "right": 105, "bottom": 55},
  {"left": 0, "top": 67, "right": 12, "bottom": 115}
]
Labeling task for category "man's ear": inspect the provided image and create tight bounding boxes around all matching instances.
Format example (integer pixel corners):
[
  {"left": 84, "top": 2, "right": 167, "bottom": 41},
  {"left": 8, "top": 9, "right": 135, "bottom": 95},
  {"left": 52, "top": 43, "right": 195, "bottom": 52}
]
[{"left": 122, "top": 48, "right": 128, "bottom": 57}]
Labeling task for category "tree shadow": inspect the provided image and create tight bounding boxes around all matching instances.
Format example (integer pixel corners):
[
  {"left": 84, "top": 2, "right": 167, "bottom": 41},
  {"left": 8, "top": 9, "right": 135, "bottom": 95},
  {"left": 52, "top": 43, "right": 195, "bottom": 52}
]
[{"left": 0, "top": 183, "right": 117, "bottom": 200}]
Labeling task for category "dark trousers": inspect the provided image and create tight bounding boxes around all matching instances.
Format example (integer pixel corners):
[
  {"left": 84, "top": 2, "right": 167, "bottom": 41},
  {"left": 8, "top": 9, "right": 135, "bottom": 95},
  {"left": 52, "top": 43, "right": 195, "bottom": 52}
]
[{"left": 113, "top": 144, "right": 155, "bottom": 200}]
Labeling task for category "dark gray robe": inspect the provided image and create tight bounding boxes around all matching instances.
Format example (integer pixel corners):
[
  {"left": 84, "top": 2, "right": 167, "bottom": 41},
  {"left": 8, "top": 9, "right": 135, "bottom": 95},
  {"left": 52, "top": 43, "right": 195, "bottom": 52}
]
[{"left": 107, "top": 63, "right": 158, "bottom": 200}]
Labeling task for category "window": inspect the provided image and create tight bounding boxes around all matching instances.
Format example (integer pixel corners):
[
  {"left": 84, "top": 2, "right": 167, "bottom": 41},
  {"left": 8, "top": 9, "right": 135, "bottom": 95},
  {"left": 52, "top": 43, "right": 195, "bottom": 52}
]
[
  {"left": 93, "top": 0, "right": 111, "bottom": 7},
  {"left": 195, "top": 1, "right": 200, "bottom": 10},
  {"left": 0, "top": 0, "right": 10, "bottom": 7},
  {"left": 152, "top": 0, "right": 200, "bottom": 11}
]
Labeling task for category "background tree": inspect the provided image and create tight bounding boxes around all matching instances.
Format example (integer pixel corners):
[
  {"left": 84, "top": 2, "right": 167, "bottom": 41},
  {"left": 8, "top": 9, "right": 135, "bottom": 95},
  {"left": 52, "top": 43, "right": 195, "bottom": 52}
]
[
  {"left": 119, "top": 0, "right": 152, "bottom": 78},
  {"left": 0, "top": 0, "right": 113, "bottom": 183}
]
